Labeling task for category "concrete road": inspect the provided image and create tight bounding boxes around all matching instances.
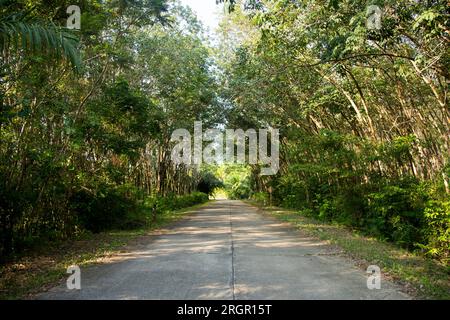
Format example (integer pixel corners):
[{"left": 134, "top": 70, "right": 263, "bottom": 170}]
[{"left": 38, "top": 200, "right": 410, "bottom": 300}]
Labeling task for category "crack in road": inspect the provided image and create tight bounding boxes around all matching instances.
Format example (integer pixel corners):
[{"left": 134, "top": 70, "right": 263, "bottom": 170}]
[{"left": 229, "top": 202, "right": 236, "bottom": 300}]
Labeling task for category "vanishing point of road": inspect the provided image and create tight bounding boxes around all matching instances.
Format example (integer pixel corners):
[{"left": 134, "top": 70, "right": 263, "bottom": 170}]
[{"left": 38, "top": 200, "right": 409, "bottom": 300}]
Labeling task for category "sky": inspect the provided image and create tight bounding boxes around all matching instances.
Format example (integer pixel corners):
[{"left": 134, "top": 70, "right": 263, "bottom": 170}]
[{"left": 179, "top": 0, "right": 223, "bottom": 33}]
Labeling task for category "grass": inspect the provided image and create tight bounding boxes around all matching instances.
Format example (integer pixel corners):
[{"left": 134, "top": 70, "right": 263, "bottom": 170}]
[
  {"left": 0, "top": 201, "right": 210, "bottom": 300},
  {"left": 246, "top": 200, "right": 450, "bottom": 300}
]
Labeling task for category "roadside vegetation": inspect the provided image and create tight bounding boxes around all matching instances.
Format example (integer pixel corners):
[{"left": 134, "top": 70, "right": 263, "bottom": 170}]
[
  {"left": 0, "top": 1, "right": 219, "bottom": 261},
  {"left": 218, "top": 1, "right": 449, "bottom": 265}
]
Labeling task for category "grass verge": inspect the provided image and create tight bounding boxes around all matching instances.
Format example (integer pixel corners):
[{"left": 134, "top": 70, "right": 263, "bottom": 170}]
[
  {"left": 0, "top": 201, "right": 211, "bottom": 300},
  {"left": 246, "top": 200, "right": 450, "bottom": 300}
]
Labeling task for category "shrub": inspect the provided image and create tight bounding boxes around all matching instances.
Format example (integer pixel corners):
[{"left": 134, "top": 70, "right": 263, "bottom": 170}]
[
  {"left": 144, "top": 192, "right": 209, "bottom": 215},
  {"left": 318, "top": 199, "right": 335, "bottom": 221},
  {"left": 422, "top": 200, "right": 450, "bottom": 263},
  {"left": 71, "top": 186, "right": 137, "bottom": 233},
  {"left": 366, "top": 183, "right": 426, "bottom": 247},
  {"left": 281, "top": 194, "right": 302, "bottom": 209},
  {"left": 72, "top": 190, "right": 209, "bottom": 234},
  {"left": 251, "top": 192, "right": 269, "bottom": 205}
]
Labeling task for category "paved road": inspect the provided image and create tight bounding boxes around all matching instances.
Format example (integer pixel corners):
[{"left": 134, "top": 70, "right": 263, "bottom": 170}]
[{"left": 38, "top": 200, "right": 409, "bottom": 300}]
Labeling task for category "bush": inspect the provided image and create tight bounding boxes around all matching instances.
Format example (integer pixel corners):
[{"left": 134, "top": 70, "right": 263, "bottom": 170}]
[
  {"left": 366, "top": 182, "right": 426, "bottom": 248},
  {"left": 71, "top": 186, "right": 137, "bottom": 233},
  {"left": 318, "top": 198, "right": 336, "bottom": 221},
  {"left": 251, "top": 192, "right": 269, "bottom": 205},
  {"left": 422, "top": 200, "right": 450, "bottom": 263},
  {"left": 144, "top": 192, "right": 209, "bottom": 215},
  {"left": 271, "top": 172, "right": 449, "bottom": 257},
  {"left": 281, "top": 194, "right": 302, "bottom": 209},
  {"left": 72, "top": 189, "right": 209, "bottom": 234}
]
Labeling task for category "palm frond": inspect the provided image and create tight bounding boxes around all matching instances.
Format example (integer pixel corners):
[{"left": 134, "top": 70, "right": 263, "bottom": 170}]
[{"left": 0, "top": 14, "right": 81, "bottom": 71}]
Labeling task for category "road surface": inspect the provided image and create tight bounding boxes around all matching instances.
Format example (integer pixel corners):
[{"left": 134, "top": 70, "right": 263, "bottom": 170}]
[{"left": 38, "top": 200, "right": 409, "bottom": 300}]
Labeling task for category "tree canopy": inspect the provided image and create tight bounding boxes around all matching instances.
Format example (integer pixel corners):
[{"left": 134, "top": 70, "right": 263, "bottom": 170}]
[{"left": 0, "top": 0, "right": 448, "bottom": 264}]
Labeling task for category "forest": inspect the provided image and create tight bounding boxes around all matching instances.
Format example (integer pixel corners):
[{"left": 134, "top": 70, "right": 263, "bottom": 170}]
[{"left": 0, "top": 0, "right": 448, "bottom": 271}]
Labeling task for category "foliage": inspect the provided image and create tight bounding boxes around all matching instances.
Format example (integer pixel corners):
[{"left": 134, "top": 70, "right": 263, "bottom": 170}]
[
  {"left": 422, "top": 200, "right": 450, "bottom": 263},
  {"left": 215, "top": 164, "right": 252, "bottom": 199},
  {"left": 0, "top": 7, "right": 81, "bottom": 69},
  {"left": 197, "top": 170, "right": 224, "bottom": 196},
  {"left": 219, "top": 0, "right": 449, "bottom": 262},
  {"left": 0, "top": 1, "right": 217, "bottom": 259}
]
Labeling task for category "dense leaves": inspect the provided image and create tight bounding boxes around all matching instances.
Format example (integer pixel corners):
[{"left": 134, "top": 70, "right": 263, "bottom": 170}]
[
  {"left": 0, "top": 0, "right": 218, "bottom": 259},
  {"left": 220, "top": 0, "right": 449, "bottom": 263}
]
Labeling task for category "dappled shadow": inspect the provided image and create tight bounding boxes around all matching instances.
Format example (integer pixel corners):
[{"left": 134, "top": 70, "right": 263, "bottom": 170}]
[{"left": 37, "top": 200, "right": 410, "bottom": 300}]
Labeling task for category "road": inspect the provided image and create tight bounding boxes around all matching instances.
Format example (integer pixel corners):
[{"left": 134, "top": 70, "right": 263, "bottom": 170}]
[{"left": 38, "top": 200, "right": 409, "bottom": 300}]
